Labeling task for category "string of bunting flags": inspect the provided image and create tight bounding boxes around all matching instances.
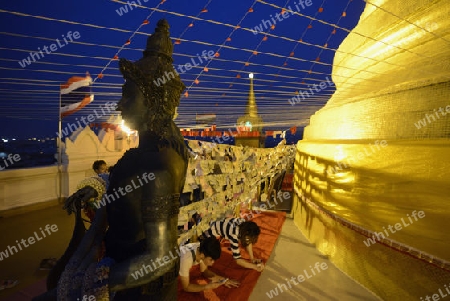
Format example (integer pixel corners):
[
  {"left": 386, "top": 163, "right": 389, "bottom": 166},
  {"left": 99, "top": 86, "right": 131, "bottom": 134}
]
[
  {"left": 93, "top": 0, "right": 358, "bottom": 100},
  {"left": 87, "top": 122, "right": 298, "bottom": 139}
]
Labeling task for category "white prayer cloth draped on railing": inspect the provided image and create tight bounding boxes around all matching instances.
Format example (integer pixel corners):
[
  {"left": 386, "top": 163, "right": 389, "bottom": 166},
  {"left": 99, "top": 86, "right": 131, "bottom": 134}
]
[{"left": 177, "top": 139, "right": 295, "bottom": 244}]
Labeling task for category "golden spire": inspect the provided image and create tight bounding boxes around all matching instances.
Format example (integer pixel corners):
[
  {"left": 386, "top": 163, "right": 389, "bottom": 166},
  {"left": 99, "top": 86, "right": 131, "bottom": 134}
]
[{"left": 245, "top": 73, "right": 258, "bottom": 117}]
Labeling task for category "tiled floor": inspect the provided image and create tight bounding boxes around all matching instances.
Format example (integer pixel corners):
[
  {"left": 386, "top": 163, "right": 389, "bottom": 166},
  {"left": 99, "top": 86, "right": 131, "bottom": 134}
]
[
  {"left": 248, "top": 217, "right": 381, "bottom": 301},
  {"left": 0, "top": 205, "right": 73, "bottom": 300}
]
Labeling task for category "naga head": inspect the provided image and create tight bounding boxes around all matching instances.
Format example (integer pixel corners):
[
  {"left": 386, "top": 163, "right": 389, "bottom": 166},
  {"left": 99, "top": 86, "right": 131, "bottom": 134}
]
[{"left": 117, "top": 19, "right": 185, "bottom": 133}]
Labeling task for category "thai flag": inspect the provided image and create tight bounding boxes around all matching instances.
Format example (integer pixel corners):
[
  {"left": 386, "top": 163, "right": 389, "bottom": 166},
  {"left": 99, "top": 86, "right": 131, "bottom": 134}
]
[{"left": 60, "top": 74, "right": 94, "bottom": 118}]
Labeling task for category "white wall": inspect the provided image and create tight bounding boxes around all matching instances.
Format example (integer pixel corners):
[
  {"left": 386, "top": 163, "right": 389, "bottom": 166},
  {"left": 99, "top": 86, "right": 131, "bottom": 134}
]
[
  {"left": 0, "top": 165, "right": 60, "bottom": 210},
  {"left": 0, "top": 127, "right": 137, "bottom": 211}
]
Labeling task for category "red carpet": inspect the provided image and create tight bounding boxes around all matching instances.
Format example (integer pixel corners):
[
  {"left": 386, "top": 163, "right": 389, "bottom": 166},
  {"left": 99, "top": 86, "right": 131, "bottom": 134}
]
[{"left": 177, "top": 211, "right": 287, "bottom": 301}]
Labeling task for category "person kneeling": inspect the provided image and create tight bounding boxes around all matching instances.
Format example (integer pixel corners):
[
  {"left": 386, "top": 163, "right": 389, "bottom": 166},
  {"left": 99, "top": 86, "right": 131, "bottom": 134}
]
[
  {"left": 179, "top": 237, "right": 239, "bottom": 292},
  {"left": 203, "top": 218, "right": 265, "bottom": 272}
]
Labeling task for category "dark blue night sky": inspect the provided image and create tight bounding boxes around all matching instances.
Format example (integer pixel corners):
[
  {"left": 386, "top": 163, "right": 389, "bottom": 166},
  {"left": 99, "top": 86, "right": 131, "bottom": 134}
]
[{"left": 0, "top": 0, "right": 366, "bottom": 139}]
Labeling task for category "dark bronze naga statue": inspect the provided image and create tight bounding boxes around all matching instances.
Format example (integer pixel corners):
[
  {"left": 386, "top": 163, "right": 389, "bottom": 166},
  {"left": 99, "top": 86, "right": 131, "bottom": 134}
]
[{"left": 34, "top": 19, "right": 188, "bottom": 301}]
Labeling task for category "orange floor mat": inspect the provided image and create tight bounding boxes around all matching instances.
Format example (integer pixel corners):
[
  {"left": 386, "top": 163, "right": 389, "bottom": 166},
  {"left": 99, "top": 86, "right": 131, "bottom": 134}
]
[{"left": 177, "top": 211, "right": 287, "bottom": 301}]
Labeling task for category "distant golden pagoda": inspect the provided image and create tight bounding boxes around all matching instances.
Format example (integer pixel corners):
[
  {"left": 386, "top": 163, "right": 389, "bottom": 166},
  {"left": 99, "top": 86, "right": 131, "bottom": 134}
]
[{"left": 235, "top": 73, "right": 265, "bottom": 148}]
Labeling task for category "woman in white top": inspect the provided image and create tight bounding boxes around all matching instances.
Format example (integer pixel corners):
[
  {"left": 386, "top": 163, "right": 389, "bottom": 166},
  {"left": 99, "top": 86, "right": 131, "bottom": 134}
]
[{"left": 179, "top": 237, "right": 239, "bottom": 292}]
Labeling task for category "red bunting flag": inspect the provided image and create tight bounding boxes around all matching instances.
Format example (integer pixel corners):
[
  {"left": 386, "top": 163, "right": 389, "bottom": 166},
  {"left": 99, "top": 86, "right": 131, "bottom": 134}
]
[{"left": 290, "top": 126, "right": 297, "bottom": 135}]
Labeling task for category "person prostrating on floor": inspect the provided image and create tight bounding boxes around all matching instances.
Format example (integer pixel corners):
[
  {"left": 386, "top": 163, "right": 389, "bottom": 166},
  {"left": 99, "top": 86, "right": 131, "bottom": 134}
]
[
  {"left": 179, "top": 237, "right": 240, "bottom": 292},
  {"left": 203, "top": 218, "right": 265, "bottom": 272}
]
